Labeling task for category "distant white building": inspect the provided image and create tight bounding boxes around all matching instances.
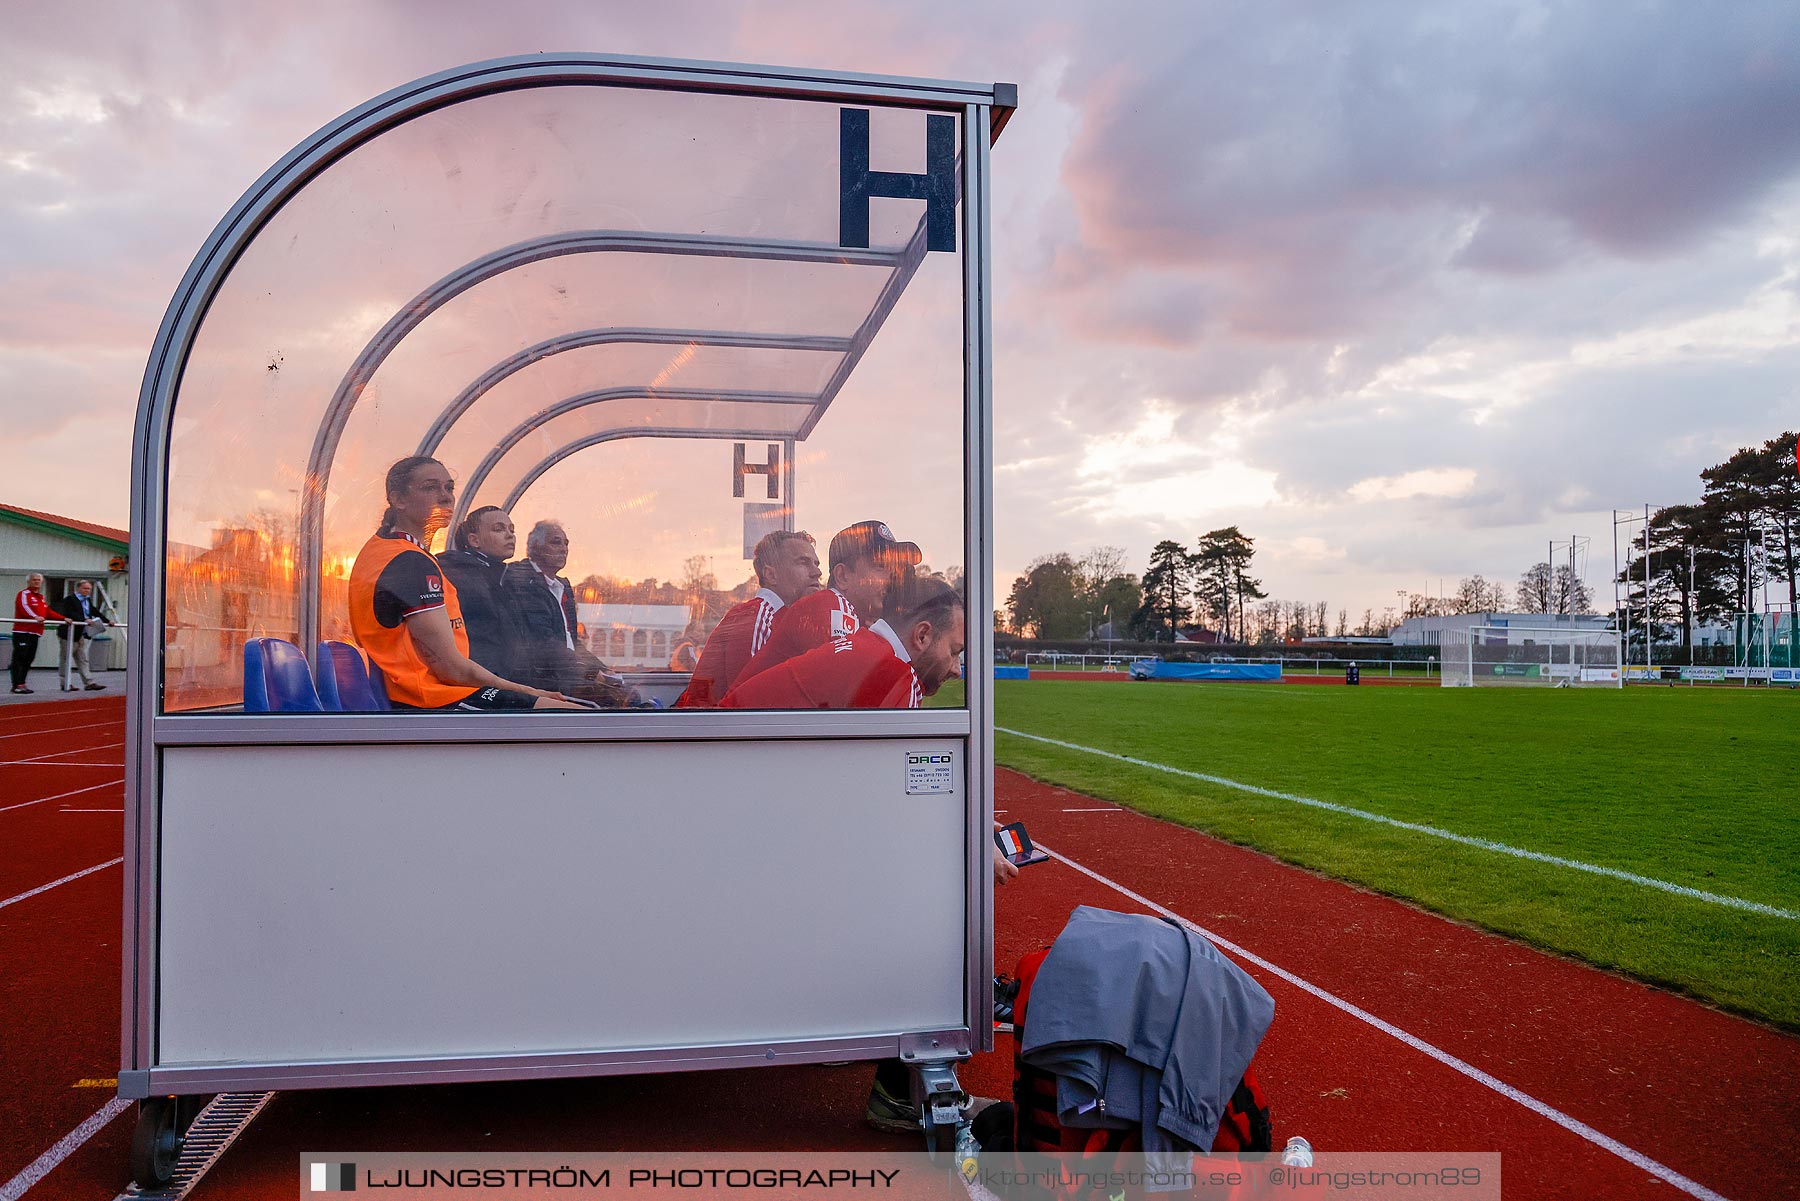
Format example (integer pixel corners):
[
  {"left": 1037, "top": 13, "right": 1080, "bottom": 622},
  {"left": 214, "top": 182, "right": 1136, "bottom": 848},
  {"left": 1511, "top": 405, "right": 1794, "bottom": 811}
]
[
  {"left": 579, "top": 602, "right": 692, "bottom": 669},
  {"left": 1390, "top": 612, "right": 1612, "bottom": 647},
  {"left": 0, "top": 503, "right": 130, "bottom": 674}
]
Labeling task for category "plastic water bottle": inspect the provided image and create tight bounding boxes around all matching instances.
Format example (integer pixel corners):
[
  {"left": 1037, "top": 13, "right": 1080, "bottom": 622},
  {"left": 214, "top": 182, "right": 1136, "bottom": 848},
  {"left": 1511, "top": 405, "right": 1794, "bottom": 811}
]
[{"left": 1281, "top": 1136, "right": 1313, "bottom": 1167}]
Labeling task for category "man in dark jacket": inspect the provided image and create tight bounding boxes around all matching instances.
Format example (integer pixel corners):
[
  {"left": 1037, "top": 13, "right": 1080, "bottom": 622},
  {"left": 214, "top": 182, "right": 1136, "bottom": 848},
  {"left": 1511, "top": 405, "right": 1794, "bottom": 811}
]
[
  {"left": 502, "top": 520, "right": 627, "bottom": 705},
  {"left": 438, "top": 506, "right": 528, "bottom": 683},
  {"left": 53, "top": 579, "right": 112, "bottom": 691}
]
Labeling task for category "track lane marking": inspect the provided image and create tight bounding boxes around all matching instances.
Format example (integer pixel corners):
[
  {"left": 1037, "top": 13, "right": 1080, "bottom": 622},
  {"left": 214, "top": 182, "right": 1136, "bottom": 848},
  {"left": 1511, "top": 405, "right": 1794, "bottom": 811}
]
[
  {"left": 0, "top": 761, "right": 124, "bottom": 768},
  {"left": 999, "top": 727, "right": 1798, "bottom": 920},
  {"left": 0, "top": 779, "right": 124, "bottom": 816},
  {"left": 0, "top": 719, "right": 118, "bottom": 742},
  {"left": 0, "top": 1096, "right": 131, "bottom": 1201},
  {"left": 0, "top": 859, "right": 124, "bottom": 911},
  {"left": 1038, "top": 838, "right": 1733, "bottom": 1201},
  {"left": 0, "top": 740, "right": 125, "bottom": 767}
]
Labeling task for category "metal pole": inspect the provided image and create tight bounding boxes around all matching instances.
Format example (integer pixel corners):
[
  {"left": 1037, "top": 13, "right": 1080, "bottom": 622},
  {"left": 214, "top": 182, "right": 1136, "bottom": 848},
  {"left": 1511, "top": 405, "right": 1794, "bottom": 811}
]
[
  {"left": 1620, "top": 511, "right": 1634, "bottom": 673},
  {"left": 1644, "top": 503, "right": 1653, "bottom": 673},
  {"left": 1569, "top": 535, "right": 1577, "bottom": 624}
]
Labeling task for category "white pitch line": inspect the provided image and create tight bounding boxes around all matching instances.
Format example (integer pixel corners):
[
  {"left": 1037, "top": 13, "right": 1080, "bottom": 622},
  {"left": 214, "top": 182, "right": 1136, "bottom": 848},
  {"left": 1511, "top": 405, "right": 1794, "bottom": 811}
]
[
  {"left": 1038, "top": 839, "right": 1732, "bottom": 1201},
  {"left": 0, "top": 858, "right": 124, "bottom": 911},
  {"left": 0, "top": 1096, "right": 132, "bottom": 1201},
  {"left": 0, "top": 779, "right": 124, "bottom": 816},
  {"left": 999, "top": 727, "right": 1798, "bottom": 921}
]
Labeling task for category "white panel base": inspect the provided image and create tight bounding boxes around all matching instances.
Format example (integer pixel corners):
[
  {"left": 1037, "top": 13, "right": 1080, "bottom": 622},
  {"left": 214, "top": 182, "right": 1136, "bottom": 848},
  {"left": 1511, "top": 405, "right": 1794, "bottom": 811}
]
[{"left": 157, "top": 738, "right": 966, "bottom": 1067}]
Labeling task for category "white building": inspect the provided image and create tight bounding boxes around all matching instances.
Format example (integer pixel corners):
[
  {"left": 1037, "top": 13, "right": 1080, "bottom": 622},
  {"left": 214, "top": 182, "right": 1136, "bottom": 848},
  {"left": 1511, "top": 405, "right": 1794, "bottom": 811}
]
[
  {"left": 1390, "top": 611, "right": 1612, "bottom": 647},
  {"left": 579, "top": 602, "right": 692, "bottom": 670},
  {"left": 0, "top": 503, "right": 131, "bottom": 674}
]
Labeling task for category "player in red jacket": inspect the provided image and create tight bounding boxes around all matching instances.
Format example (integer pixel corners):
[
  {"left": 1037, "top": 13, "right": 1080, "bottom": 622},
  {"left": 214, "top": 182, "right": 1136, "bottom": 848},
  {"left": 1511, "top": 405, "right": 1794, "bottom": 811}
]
[
  {"left": 730, "top": 520, "right": 919, "bottom": 689},
  {"left": 676, "top": 529, "right": 823, "bottom": 707},
  {"left": 719, "top": 580, "right": 963, "bottom": 710}
]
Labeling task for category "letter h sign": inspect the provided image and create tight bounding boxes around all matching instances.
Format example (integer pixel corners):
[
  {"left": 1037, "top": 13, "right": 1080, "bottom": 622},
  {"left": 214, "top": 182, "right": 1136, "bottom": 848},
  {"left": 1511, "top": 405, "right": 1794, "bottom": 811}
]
[
  {"left": 734, "top": 443, "right": 780, "bottom": 499},
  {"left": 839, "top": 109, "right": 955, "bottom": 253}
]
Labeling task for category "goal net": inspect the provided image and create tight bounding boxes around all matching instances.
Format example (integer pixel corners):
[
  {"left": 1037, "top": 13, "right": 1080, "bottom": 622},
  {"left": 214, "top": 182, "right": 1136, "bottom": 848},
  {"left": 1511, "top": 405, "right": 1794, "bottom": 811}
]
[{"left": 1440, "top": 626, "right": 1622, "bottom": 688}]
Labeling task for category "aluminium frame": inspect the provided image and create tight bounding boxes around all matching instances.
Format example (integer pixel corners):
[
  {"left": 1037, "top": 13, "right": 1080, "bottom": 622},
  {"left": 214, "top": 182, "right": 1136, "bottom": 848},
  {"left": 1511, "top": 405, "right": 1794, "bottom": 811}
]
[{"left": 124, "top": 53, "right": 1009, "bottom": 1098}]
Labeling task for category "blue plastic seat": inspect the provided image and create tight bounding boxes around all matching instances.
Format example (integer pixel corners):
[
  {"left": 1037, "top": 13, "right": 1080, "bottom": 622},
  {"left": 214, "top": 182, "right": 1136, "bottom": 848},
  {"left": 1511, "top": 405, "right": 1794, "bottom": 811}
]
[
  {"left": 314, "top": 641, "right": 390, "bottom": 712},
  {"left": 243, "top": 637, "right": 323, "bottom": 713}
]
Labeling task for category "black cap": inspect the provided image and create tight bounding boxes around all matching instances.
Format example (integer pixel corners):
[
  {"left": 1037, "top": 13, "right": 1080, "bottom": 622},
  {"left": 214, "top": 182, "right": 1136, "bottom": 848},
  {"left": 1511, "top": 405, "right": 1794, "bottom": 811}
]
[{"left": 828, "top": 520, "right": 922, "bottom": 573}]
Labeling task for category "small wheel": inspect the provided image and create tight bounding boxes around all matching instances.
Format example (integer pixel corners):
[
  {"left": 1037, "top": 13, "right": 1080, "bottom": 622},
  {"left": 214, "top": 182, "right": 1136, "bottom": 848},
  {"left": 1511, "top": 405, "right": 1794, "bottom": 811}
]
[{"left": 129, "top": 1097, "right": 181, "bottom": 1189}]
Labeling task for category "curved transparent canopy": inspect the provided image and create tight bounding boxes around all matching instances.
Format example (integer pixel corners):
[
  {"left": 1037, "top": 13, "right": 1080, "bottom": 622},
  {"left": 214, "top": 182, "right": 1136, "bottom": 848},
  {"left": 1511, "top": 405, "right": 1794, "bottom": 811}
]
[{"left": 160, "top": 78, "right": 969, "bottom": 714}]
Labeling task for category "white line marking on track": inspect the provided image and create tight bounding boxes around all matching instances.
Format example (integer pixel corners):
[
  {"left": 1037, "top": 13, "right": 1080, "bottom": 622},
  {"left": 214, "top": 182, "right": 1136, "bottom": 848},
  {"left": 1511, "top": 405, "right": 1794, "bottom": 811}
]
[
  {"left": 0, "top": 858, "right": 124, "bottom": 911},
  {"left": 0, "top": 719, "right": 117, "bottom": 742},
  {"left": 0, "top": 1096, "right": 131, "bottom": 1201},
  {"left": 1038, "top": 840, "right": 1733, "bottom": 1201},
  {"left": 0, "top": 778, "right": 124, "bottom": 816},
  {"left": 0, "top": 761, "right": 124, "bottom": 767},
  {"left": 0, "top": 740, "right": 125, "bottom": 766},
  {"left": 1000, "top": 727, "right": 1798, "bottom": 921}
]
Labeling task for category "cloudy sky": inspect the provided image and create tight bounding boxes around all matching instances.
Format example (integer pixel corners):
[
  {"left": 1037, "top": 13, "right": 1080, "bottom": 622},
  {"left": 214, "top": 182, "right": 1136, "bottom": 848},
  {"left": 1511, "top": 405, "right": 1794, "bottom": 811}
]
[{"left": 4, "top": 1, "right": 1798, "bottom": 619}]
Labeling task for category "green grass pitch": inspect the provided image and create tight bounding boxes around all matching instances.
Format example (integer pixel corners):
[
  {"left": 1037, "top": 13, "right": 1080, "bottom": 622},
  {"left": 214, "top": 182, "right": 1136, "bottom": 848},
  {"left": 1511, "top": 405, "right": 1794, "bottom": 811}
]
[{"left": 980, "top": 678, "right": 1800, "bottom": 1030}]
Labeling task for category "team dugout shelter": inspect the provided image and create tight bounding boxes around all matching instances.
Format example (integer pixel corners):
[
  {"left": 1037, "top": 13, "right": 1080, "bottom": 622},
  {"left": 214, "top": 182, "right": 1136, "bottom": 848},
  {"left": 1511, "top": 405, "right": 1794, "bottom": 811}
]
[{"left": 124, "top": 54, "right": 1014, "bottom": 1178}]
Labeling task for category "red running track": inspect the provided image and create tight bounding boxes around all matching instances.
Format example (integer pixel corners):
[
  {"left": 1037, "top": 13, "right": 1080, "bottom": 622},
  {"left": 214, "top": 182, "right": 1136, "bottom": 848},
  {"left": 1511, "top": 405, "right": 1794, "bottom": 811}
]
[{"left": 0, "top": 700, "right": 1794, "bottom": 1199}]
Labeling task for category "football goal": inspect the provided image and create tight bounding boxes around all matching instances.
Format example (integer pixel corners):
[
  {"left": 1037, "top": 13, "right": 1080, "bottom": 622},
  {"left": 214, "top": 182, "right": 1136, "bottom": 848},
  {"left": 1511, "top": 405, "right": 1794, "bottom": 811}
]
[{"left": 1440, "top": 626, "right": 1622, "bottom": 688}]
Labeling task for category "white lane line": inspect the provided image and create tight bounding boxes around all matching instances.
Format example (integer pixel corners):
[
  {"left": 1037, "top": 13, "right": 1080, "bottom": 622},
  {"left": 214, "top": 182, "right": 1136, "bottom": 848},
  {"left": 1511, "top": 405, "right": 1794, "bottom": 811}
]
[
  {"left": 1000, "top": 727, "right": 1798, "bottom": 921},
  {"left": 0, "top": 779, "right": 124, "bottom": 816},
  {"left": 1039, "top": 840, "right": 1732, "bottom": 1201},
  {"left": 0, "top": 761, "right": 123, "bottom": 768},
  {"left": 0, "top": 719, "right": 117, "bottom": 742},
  {"left": 0, "top": 1096, "right": 131, "bottom": 1201},
  {"left": 0, "top": 741, "right": 125, "bottom": 767},
  {"left": 0, "top": 859, "right": 124, "bottom": 911}
]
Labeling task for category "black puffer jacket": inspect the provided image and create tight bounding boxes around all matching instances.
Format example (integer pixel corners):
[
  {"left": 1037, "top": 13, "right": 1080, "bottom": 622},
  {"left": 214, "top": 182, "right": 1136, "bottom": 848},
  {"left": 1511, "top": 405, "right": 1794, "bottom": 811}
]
[{"left": 438, "top": 547, "right": 528, "bottom": 684}]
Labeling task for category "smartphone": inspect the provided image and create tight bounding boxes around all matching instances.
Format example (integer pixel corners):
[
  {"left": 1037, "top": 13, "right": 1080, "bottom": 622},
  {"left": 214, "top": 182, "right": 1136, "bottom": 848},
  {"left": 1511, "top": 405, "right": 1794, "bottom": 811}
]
[{"left": 994, "top": 821, "right": 1049, "bottom": 867}]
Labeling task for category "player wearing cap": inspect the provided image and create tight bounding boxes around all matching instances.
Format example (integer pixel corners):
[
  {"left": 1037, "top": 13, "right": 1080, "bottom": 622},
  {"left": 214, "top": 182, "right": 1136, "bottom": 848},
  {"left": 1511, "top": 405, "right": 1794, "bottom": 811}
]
[
  {"left": 718, "top": 580, "right": 963, "bottom": 710},
  {"left": 675, "top": 529, "right": 822, "bottom": 707},
  {"left": 350, "top": 457, "right": 582, "bottom": 711},
  {"left": 730, "top": 519, "right": 920, "bottom": 689}
]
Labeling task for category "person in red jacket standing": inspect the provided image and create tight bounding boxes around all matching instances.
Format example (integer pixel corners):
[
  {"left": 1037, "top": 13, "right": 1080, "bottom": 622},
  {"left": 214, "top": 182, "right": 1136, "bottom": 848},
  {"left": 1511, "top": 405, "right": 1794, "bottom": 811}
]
[
  {"left": 11, "top": 572, "right": 56, "bottom": 694},
  {"left": 730, "top": 520, "right": 919, "bottom": 690},
  {"left": 676, "top": 529, "right": 823, "bottom": 707}
]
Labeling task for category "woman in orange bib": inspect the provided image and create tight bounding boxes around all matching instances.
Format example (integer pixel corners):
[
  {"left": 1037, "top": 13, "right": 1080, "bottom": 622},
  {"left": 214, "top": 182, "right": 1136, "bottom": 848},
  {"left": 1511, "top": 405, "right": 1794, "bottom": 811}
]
[{"left": 349, "top": 457, "right": 581, "bottom": 711}]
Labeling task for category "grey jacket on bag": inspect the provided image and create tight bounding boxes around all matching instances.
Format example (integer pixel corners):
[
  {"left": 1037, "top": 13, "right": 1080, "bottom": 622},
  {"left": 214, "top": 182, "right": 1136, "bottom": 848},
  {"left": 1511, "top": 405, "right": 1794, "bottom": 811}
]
[{"left": 1019, "top": 906, "right": 1275, "bottom": 1151}]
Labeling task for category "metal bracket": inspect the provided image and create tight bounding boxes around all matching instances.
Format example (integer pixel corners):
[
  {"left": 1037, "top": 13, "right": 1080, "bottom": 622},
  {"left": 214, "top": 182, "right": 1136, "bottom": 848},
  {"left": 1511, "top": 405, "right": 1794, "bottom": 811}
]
[
  {"left": 117, "top": 1069, "right": 151, "bottom": 1099},
  {"left": 898, "top": 1030, "right": 972, "bottom": 1063}
]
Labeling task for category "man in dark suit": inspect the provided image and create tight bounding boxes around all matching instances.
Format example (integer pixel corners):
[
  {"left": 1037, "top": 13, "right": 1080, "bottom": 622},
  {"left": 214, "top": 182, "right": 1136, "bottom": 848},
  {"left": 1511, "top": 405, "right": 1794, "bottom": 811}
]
[
  {"left": 53, "top": 579, "right": 111, "bottom": 691},
  {"left": 502, "top": 520, "right": 626, "bottom": 705}
]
